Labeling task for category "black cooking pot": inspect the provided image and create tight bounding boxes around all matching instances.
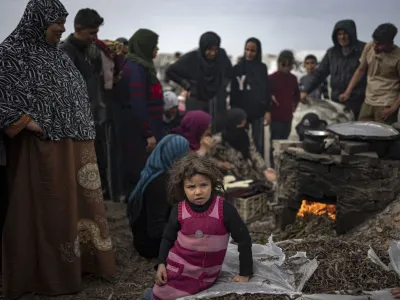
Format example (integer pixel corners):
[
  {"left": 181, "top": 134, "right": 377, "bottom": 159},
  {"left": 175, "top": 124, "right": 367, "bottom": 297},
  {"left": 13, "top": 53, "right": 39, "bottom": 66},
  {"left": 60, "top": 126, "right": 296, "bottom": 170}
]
[
  {"left": 304, "top": 130, "right": 330, "bottom": 142},
  {"left": 303, "top": 130, "right": 330, "bottom": 154}
]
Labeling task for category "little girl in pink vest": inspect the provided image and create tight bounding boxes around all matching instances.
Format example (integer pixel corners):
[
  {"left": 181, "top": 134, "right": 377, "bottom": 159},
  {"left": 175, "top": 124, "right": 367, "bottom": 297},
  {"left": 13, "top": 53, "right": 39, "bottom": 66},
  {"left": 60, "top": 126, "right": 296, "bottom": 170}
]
[{"left": 143, "top": 154, "right": 253, "bottom": 300}]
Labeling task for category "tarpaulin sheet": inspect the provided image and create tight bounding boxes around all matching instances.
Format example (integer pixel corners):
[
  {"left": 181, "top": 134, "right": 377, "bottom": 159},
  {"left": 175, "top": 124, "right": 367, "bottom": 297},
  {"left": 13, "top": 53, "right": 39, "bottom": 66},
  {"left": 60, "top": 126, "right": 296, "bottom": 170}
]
[{"left": 178, "top": 237, "right": 400, "bottom": 300}]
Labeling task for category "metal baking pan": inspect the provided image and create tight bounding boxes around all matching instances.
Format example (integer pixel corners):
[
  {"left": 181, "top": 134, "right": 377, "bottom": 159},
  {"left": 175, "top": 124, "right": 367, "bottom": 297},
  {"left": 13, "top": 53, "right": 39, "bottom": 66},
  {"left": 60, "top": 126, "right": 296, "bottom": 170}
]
[
  {"left": 304, "top": 130, "right": 330, "bottom": 137},
  {"left": 326, "top": 121, "right": 400, "bottom": 141}
]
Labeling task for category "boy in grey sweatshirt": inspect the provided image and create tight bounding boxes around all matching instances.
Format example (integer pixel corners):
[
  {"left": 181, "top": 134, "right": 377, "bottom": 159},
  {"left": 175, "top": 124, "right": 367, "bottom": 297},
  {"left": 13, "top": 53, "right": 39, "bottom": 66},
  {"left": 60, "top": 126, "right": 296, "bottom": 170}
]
[{"left": 299, "top": 54, "right": 329, "bottom": 100}]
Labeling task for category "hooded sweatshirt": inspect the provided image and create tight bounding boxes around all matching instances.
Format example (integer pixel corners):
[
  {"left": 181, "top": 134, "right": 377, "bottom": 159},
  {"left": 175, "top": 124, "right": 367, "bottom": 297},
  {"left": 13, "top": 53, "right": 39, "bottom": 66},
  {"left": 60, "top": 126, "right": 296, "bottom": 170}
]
[
  {"left": 304, "top": 20, "right": 367, "bottom": 104},
  {"left": 230, "top": 38, "right": 272, "bottom": 122}
]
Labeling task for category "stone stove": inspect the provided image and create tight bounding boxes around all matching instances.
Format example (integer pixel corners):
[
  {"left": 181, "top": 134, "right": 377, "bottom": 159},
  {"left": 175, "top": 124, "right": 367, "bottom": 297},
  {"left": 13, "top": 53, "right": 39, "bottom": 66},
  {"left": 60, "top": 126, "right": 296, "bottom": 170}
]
[{"left": 275, "top": 144, "right": 400, "bottom": 234}]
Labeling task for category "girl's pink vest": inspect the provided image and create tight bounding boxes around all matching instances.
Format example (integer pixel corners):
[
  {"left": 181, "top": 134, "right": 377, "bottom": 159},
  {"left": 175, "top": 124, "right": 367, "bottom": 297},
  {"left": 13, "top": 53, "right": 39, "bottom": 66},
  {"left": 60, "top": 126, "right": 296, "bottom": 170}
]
[{"left": 153, "top": 196, "right": 230, "bottom": 300}]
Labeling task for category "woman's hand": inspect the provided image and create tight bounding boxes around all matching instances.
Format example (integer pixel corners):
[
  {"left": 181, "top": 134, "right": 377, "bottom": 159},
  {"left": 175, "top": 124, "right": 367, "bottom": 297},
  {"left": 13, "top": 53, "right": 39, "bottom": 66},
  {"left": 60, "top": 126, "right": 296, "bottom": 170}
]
[
  {"left": 217, "top": 161, "right": 233, "bottom": 170},
  {"left": 392, "top": 288, "right": 400, "bottom": 299},
  {"left": 264, "top": 112, "right": 271, "bottom": 126},
  {"left": 200, "top": 136, "right": 214, "bottom": 149},
  {"left": 232, "top": 275, "right": 249, "bottom": 283},
  {"left": 155, "top": 264, "right": 168, "bottom": 286},
  {"left": 26, "top": 120, "right": 43, "bottom": 134},
  {"left": 264, "top": 168, "right": 276, "bottom": 182}
]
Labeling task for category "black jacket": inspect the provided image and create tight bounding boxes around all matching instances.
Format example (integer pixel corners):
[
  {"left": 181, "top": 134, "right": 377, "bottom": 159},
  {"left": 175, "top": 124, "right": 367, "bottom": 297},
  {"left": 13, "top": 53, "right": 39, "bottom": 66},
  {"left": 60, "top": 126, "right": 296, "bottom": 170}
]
[
  {"left": 131, "top": 172, "right": 171, "bottom": 259},
  {"left": 59, "top": 35, "right": 104, "bottom": 124},
  {"left": 304, "top": 20, "right": 367, "bottom": 104},
  {"left": 166, "top": 49, "right": 232, "bottom": 115}
]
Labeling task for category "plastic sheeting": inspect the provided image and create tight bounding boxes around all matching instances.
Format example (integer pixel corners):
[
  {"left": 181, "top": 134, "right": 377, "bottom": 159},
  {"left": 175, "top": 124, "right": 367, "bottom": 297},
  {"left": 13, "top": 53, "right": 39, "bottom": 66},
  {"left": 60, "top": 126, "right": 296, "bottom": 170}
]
[
  {"left": 178, "top": 237, "right": 400, "bottom": 300},
  {"left": 289, "top": 98, "right": 354, "bottom": 141}
]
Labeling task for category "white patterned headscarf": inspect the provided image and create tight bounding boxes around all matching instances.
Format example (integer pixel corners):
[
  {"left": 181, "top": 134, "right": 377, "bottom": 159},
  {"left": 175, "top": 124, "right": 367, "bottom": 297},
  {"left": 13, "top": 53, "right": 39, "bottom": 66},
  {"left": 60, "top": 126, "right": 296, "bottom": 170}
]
[
  {"left": 0, "top": 0, "right": 95, "bottom": 140},
  {"left": 163, "top": 91, "right": 179, "bottom": 111}
]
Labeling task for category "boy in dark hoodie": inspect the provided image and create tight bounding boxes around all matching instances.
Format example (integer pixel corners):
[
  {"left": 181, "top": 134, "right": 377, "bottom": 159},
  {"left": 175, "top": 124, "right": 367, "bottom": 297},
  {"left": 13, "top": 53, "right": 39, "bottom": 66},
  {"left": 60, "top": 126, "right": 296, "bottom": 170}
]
[
  {"left": 300, "top": 19, "right": 367, "bottom": 120},
  {"left": 269, "top": 50, "right": 300, "bottom": 168},
  {"left": 230, "top": 37, "right": 272, "bottom": 158}
]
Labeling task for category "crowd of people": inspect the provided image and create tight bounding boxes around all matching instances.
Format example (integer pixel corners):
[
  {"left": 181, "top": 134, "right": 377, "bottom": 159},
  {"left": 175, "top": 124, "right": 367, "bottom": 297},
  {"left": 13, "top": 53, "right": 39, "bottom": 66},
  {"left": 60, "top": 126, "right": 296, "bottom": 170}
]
[{"left": 0, "top": 0, "right": 400, "bottom": 299}]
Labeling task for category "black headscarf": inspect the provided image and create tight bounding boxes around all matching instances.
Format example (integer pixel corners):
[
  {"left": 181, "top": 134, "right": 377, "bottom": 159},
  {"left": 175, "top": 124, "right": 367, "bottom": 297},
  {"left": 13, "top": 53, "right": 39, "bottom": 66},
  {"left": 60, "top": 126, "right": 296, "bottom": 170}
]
[
  {"left": 126, "top": 29, "right": 159, "bottom": 84},
  {"left": 243, "top": 37, "right": 262, "bottom": 62},
  {"left": 240, "top": 37, "right": 264, "bottom": 84},
  {"left": 221, "top": 108, "right": 250, "bottom": 159},
  {"left": 0, "top": 0, "right": 95, "bottom": 141},
  {"left": 196, "top": 31, "right": 225, "bottom": 101}
]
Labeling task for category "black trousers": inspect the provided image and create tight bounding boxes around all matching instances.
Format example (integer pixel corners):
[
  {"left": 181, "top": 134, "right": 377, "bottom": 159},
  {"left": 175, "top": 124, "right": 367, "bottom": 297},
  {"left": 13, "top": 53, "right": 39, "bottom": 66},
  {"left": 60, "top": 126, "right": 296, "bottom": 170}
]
[
  {"left": 250, "top": 117, "right": 265, "bottom": 159},
  {"left": 269, "top": 121, "right": 292, "bottom": 168}
]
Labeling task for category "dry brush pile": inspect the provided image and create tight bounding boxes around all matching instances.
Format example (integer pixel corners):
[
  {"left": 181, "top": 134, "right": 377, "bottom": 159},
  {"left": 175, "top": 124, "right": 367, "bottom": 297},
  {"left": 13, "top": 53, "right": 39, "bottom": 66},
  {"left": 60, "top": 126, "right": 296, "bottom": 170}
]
[
  {"left": 280, "top": 236, "right": 399, "bottom": 294},
  {"left": 274, "top": 213, "right": 336, "bottom": 242}
]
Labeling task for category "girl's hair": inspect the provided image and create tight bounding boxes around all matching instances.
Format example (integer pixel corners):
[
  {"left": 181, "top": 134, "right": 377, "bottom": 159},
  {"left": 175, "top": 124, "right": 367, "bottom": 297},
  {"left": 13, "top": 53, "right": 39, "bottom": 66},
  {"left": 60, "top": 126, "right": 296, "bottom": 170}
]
[
  {"left": 278, "top": 49, "right": 295, "bottom": 65},
  {"left": 168, "top": 154, "right": 225, "bottom": 204}
]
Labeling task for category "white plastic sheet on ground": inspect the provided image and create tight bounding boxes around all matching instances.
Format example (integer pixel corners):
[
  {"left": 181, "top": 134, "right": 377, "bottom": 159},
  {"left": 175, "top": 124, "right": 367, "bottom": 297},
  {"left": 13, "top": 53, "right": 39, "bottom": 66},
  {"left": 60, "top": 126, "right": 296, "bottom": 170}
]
[{"left": 178, "top": 236, "right": 400, "bottom": 300}]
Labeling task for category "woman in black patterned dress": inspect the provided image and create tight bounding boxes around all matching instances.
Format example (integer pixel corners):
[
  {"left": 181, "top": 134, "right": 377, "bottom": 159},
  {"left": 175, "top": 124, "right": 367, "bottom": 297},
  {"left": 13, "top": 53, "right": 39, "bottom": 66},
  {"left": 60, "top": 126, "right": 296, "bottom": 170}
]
[{"left": 0, "top": 0, "right": 116, "bottom": 298}]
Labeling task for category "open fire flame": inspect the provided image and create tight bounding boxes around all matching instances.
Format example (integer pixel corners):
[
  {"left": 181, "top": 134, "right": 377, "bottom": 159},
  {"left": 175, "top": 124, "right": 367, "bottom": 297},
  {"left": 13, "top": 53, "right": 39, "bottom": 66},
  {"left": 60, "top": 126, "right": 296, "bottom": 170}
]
[{"left": 297, "top": 200, "right": 336, "bottom": 220}]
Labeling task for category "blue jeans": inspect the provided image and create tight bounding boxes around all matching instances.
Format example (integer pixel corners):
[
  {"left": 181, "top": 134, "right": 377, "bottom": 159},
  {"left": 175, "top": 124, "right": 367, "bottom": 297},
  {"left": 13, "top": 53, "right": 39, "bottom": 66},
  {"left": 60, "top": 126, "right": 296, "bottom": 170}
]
[
  {"left": 250, "top": 117, "right": 265, "bottom": 159},
  {"left": 143, "top": 288, "right": 154, "bottom": 300}
]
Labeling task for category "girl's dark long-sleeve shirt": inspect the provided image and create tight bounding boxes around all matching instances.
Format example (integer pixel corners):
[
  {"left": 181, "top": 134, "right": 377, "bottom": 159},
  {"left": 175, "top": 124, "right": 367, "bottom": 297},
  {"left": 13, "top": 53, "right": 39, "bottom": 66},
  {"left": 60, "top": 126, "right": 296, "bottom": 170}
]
[
  {"left": 230, "top": 63, "right": 272, "bottom": 122},
  {"left": 269, "top": 71, "right": 300, "bottom": 122},
  {"left": 157, "top": 198, "right": 253, "bottom": 276}
]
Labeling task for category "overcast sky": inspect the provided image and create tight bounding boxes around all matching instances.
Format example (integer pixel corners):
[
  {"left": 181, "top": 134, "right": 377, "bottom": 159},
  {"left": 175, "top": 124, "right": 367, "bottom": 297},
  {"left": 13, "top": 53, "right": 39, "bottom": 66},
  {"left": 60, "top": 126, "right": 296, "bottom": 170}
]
[{"left": 1, "top": 0, "right": 400, "bottom": 57}]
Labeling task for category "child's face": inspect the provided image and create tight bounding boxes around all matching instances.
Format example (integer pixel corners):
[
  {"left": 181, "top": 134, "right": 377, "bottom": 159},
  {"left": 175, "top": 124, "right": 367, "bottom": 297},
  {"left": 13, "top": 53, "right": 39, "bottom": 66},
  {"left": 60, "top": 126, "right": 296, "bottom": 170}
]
[
  {"left": 279, "top": 61, "right": 293, "bottom": 73},
  {"left": 304, "top": 59, "right": 317, "bottom": 73},
  {"left": 166, "top": 106, "right": 178, "bottom": 118},
  {"left": 183, "top": 174, "right": 212, "bottom": 206}
]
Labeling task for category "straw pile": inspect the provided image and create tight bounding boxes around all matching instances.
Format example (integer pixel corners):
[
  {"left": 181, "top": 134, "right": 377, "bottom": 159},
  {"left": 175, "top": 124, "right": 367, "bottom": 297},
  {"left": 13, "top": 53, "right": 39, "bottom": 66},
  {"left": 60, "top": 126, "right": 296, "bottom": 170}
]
[
  {"left": 281, "top": 236, "right": 400, "bottom": 294},
  {"left": 272, "top": 213, "right": 335, "bottom": 242}
]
